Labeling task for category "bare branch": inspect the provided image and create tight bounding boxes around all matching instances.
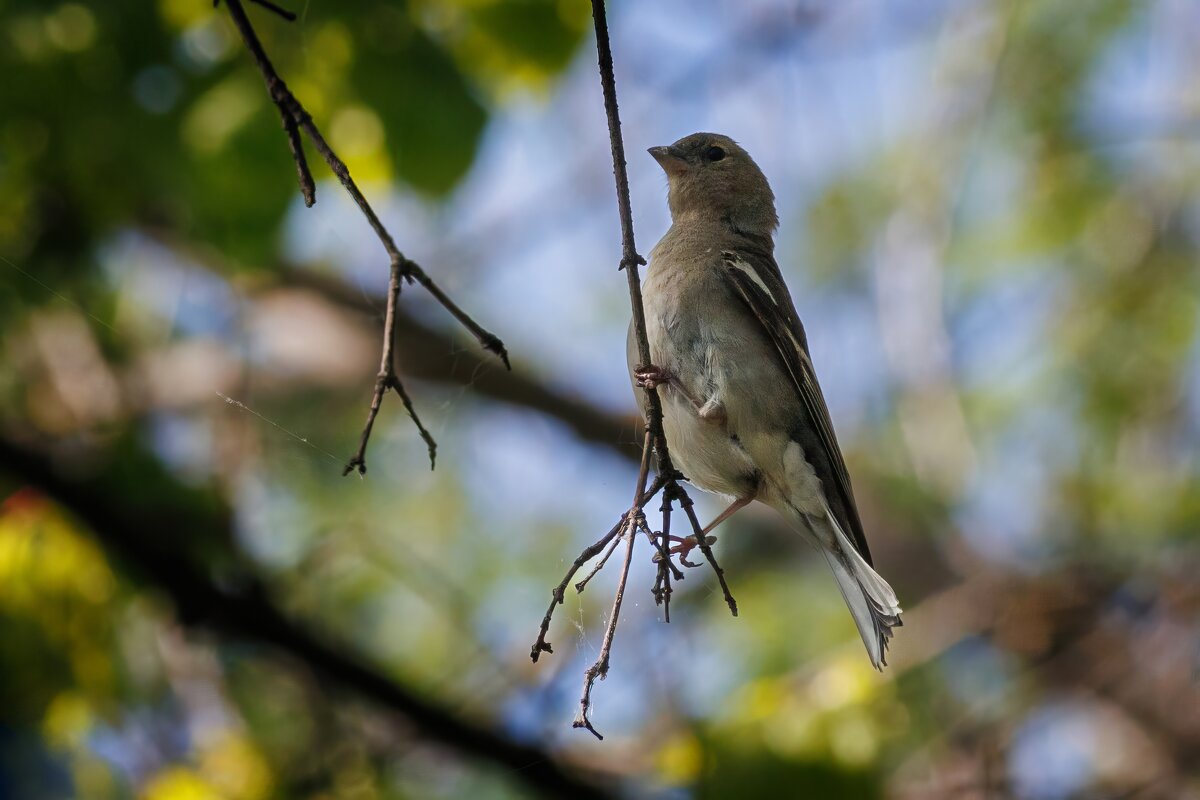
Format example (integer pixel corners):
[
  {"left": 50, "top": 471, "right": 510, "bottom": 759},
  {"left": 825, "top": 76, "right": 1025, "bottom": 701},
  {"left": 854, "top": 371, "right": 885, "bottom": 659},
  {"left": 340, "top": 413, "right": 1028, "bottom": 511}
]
[
  {"left": 390, "top": 372, "right": 437, "bottom": 469},
  {"left": 529, "top": 474, "right": 667, "bottom": 663},
  {"left": 0, "top": 436, "right": 615, "bottom": 800},
  {"left": 220, "top": 0, "right": 508, "bottom": 473},
  {"left": 343, "top": 257, "right": 435, "bottom": 474},
  {"left": 674, "top": 484, "right": 737, "bottom": 617},
  {"left": 575, "top": 531, "right": 623, "bottom": 594},
  {"left": 587, "top": 0, "right": 725, "bottom": 577},
  {"left": 651, "top": 490, "right": 680, "bottom": 621},
  {"left": 252, "top": 0, "right": 298, "bottom": 22},
  {"left": 264, "top": 264, "right": 641, "bottom": 459},
  {"left": 530, "top": 519, "right": 622, "bottom": 664},
  {"left": 281, "top": 111, "right": 315, "bottom": 207},
  {"left": 573, "top": 515, "right": 636, "bottom": 740},
  {"left": 528, "top": 0, "right": 739, "bottom": 738},
  {"left": 405, "top": 269, "right": 511, "bottom": 370}
]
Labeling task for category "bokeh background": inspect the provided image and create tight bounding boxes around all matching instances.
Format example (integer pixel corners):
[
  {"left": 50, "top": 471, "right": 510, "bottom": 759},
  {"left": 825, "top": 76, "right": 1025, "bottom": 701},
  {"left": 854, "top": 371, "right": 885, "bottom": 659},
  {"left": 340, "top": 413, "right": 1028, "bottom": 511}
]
[{"left": 3, "top": 0, "right": 1200, "bottom": 797}]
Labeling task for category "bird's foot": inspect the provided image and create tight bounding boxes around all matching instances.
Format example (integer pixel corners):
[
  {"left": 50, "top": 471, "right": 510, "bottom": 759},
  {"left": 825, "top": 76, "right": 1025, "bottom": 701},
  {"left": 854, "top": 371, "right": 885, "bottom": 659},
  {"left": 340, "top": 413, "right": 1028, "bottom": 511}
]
[
  {"left": 634, "top": 364, "right": 673, "bottom": 390},
  {"left": 651, "top": 534, "right": 717, "bottom": 568}
]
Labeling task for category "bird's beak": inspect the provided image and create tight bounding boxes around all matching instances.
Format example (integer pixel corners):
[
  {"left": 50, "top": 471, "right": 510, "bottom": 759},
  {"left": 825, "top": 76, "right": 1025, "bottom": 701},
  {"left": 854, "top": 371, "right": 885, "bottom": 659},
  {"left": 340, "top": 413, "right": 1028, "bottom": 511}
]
[{"left": 648, "top": 145, "right": 687, "bottom": 175}]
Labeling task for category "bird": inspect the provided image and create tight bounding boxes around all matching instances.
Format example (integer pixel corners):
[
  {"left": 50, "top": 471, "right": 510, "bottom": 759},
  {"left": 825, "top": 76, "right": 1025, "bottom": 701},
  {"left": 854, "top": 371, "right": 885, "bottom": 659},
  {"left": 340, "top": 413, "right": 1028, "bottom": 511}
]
[{"left": 630, "top": 132, "right": 902, "bottom": 668}]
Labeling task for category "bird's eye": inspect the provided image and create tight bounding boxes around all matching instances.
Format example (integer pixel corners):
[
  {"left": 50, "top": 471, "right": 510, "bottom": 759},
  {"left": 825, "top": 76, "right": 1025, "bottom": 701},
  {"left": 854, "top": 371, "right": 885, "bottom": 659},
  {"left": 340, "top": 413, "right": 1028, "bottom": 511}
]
[{"left": 705, "top": 146, "right": 726, "bottom": 162}]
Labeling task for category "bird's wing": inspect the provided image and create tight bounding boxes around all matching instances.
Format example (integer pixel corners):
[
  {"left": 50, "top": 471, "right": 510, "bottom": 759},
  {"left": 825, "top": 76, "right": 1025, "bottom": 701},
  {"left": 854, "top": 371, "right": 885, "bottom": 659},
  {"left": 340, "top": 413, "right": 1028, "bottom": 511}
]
[{"left": 720, "top": 247, "right": 874, "bottom": 566}]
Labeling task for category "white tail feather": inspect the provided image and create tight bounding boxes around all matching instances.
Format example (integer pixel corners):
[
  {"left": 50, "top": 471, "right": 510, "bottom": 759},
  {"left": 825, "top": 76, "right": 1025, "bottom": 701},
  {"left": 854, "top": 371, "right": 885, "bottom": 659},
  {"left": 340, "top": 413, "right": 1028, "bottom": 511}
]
[{"left": 823, "top": 509, "right": 903, "bottom": 670}]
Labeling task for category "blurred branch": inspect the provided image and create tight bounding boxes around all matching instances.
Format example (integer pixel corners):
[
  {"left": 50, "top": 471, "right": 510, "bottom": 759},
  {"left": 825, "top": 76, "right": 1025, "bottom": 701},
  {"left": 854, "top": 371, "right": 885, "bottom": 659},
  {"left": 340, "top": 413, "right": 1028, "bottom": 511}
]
[
  {"left": 0, "top": 436, "right": 615, "bottom": 800},
  {"left": 530, "top": 0, "right": 737, "bottom": 741},
  {"left": 242, "top": 0, "right": 297, "bottom": 23},
  {"left": 873, "top": 6, "right": 1017, "bottom": 495},
  {"left": 277, "top": 266, "right": 642, "bottom": 459},
  {"left": 219, "top": 0, "right": 508, "bottom": 474},
  {"left": 882, "top": 564, "right": 1199, "bottom": 794},
  {"left": 133, "top": 227, "right": 640, "bottom": 459}
]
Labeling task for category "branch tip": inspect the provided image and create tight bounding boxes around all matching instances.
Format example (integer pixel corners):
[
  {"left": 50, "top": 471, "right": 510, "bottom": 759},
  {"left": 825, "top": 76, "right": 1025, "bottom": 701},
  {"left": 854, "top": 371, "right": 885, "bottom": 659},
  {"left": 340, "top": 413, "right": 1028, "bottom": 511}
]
[
  {"left": 530, "top": 641, "right": 553, "bottom": 663},
  {"left": 482, "top": 334, "right": 512, "bottom": 371},
  {"left": 391, "top": 375, "right": 437, "bottom": 470}
]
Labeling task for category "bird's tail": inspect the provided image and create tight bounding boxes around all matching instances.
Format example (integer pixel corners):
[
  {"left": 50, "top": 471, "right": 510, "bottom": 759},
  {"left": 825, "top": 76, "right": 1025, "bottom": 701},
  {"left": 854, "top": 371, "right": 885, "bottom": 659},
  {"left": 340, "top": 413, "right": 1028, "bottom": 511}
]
[{"left": 820, "top": 509, "right": 903, "bottom": 670}]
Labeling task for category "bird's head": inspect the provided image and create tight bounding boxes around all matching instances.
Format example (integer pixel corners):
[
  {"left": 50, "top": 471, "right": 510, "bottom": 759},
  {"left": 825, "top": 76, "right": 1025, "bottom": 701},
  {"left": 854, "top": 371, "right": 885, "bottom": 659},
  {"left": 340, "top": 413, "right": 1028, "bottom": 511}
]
[{"left": 648, "top": 132, "right": 778, "bottom": 235}]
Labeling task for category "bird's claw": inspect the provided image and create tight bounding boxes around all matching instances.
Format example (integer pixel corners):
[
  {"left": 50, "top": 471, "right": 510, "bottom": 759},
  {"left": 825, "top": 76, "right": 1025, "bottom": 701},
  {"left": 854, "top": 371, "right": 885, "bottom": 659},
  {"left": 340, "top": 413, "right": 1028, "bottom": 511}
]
[
  {"left": 635, "top": 364, "right": 673, "bottom": 390},
  {"left": 651, "top": 534, "right": 717, "bottom": 566}
]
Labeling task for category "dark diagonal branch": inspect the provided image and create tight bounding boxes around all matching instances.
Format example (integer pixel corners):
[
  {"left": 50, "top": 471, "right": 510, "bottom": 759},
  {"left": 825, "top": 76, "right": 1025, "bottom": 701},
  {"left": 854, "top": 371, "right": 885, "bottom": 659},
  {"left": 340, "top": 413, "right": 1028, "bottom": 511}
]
[
  {"left": 0, "top": 437, "right": 614, "bottom": 800},
  {"left": 675, "top": 484, "right": 737, "bottom": 616},
  {"left": 281, "top": 110, "right": 315, "bottom": 206},
  {"left": 214, "top": 0, "right": 298, "bottom": 22},
  {"left": 219, "top": 0, "right": 508, "bottom": 475},
  {"left": 527, "top": 0, "right": 738, "bottom": 740}
]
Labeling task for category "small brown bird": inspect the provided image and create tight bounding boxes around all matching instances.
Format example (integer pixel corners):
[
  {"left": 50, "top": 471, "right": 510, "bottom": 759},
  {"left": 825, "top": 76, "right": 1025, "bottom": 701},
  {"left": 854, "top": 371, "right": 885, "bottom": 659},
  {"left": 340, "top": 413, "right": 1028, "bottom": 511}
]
[{"left": 630, "top": 132, "right": 902, "bottom": 668}]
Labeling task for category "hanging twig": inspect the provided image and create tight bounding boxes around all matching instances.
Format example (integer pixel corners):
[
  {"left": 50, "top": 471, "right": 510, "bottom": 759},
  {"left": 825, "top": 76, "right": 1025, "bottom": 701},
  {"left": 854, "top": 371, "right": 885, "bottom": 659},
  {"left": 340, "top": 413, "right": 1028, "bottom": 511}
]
[
  {"left": 573, "top": 515, "right": 637, "bottom": 739},
  {"left": 675, "top": 484, "right": 737, "bottom": 616},
  {"left": 219, "top": 0, "right": 509, "bottom": 474},
  {"left": 529, "top": 472, "right": 668, "bottom": 664},
  {"left": 528, "top": 0, "right": 739, "bottom": 740}
]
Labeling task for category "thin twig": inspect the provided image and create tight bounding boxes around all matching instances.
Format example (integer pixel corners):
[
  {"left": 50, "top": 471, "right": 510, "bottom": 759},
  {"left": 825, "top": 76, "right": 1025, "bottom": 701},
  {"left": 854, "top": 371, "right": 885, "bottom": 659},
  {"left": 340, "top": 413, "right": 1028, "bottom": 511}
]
[
  {"left": 390, "top": 371, "right": 437, "bottom": 469},
  {"left": 573, "top": 515, "right": 637, "bottom": 740},
  {"left": 342, "top": 258, "right": 435, "bottom": 473},
  {"left": 221, "top": 0, "right": 507, "bottom": 474},
  {"left": 281, "top": 111, "right": 315, "bottom": 206},
  {"left": 575, "top": 533, "right": 623, "bottom": 594},
  {"left": 530, "top": 519, "right": 622, "bottom": 663},
  {"left": 675, "top": 485, "right": 738, "bottom": 617},
  {"left": 529, "top": 475, "right": 667, "bottom": 663},
  {"left": 252, "top": 0, "right": 297, "bottom": 22},
  {"left": 405, "top": 269, "right": 510, "bottom": 369},
  {"left": 652, "top": 492, "right": 675, "bottom": 621}
]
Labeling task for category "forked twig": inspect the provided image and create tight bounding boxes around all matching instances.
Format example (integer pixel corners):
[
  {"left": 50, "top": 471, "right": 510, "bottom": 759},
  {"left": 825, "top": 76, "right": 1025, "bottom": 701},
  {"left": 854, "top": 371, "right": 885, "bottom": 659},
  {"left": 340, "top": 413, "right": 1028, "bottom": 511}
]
[
  {"left": 529, "top": 473, "right": 667, "bottom": 664},
  {"left": 341, "top": 257, "right": 436, "bottom": 472},
  {"left": 220, "top": 0, "right": 508, "bottom": 474},
  {"left": 573, "top": 517, "right": 636, "bottom": 739},
  {"left": 575, "top": 533, "right": 623, "bottom": 594},
  {"left": 529, "top": 0, "right": 738, "bottom": 740}
]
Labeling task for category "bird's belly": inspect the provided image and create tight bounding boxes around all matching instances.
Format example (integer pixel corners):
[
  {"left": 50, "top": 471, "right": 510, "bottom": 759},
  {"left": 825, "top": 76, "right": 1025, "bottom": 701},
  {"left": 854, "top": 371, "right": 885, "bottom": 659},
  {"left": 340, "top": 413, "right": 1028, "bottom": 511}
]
[{"left": 661, "top": 393, "right": 758, "bottom": 499}]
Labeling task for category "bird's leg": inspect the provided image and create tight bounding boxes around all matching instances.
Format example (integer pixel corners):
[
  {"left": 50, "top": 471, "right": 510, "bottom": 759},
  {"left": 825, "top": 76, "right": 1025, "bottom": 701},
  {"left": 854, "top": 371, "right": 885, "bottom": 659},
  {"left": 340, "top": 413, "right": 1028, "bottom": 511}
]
[
  {"left": 635, "top": 364, "right": 725, "bottom": 423},
  {"left": 653, "top": 496, "right": 752, "bottom": 567},
  {"left": 699, "top": 496, "right": 753, "bottom": 537}
]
